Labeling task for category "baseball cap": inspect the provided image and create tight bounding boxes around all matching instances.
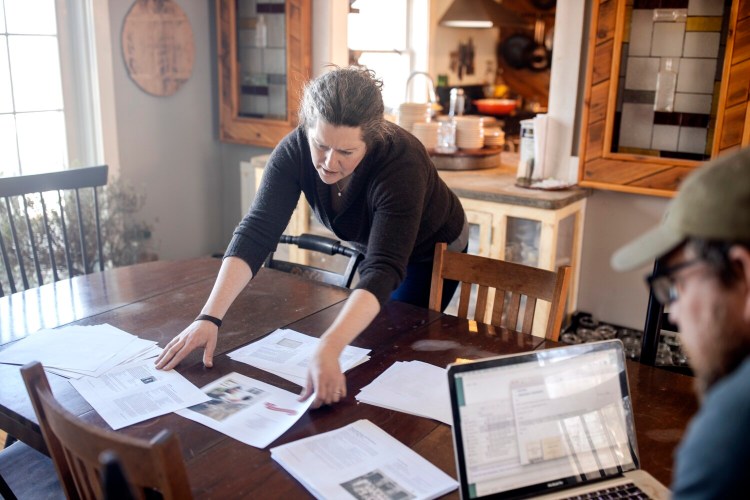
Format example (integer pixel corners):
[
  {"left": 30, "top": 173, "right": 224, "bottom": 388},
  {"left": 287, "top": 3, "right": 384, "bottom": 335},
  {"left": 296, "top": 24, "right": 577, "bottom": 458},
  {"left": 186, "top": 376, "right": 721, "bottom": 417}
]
[{"left": 611, "top": 147, "right": 750, "bottom": 272}]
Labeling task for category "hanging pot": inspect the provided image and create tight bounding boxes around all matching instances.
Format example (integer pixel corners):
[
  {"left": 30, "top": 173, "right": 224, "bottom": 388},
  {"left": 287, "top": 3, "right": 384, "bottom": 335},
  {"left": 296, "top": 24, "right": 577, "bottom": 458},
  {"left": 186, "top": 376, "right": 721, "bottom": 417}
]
[
  {"left": 524, "top": 17, "right": 551, "bottom": 72},
  {"left": 499, "top": 33, "right": 535, "bottom": 70},
  {"left": 531, "top": 0, "right": 556, "bottom": 10}
]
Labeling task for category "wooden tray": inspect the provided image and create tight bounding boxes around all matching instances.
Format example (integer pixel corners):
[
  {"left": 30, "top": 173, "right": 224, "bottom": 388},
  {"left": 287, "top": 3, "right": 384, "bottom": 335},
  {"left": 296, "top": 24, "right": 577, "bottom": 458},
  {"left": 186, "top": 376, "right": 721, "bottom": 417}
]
[{"left": 429, "top": 148, "right": 502, "bottom": 170}]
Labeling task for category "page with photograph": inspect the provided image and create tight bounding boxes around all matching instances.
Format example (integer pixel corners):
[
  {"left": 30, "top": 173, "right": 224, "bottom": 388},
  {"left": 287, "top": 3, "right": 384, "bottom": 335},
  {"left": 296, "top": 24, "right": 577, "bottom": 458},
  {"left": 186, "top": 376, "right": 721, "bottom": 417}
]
[
  {"left": 271, "top": 419, "right": 458, "bottom": 499},
  {"left": 176, "top": 372, "right": 314, "bottom": 448}
]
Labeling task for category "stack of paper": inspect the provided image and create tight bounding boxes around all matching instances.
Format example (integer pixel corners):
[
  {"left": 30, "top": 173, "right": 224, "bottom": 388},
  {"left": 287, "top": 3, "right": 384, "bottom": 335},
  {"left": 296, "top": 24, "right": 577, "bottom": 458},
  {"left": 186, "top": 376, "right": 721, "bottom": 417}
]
[
  {"left": 356, "top": 360, "right": 453, "bottom": 425},
  {"left": 177, "top": 372, "right": 314, "bottom": 448},
  {"left": 228, "top": 329, "right": 370, "bottom": 386},
  {"left": 0, "top": 324, "right": 162, "bottom": 379},
  {"left": 271, "top": 419, "right": 458, "bottom": 499}
]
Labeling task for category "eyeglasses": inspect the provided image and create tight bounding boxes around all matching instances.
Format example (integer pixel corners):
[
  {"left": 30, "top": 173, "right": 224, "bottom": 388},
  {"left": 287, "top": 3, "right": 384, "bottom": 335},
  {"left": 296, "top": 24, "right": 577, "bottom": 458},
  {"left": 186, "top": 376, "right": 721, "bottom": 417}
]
[{"left": 645, "top": 259, "right": 703, "bottom": 305}]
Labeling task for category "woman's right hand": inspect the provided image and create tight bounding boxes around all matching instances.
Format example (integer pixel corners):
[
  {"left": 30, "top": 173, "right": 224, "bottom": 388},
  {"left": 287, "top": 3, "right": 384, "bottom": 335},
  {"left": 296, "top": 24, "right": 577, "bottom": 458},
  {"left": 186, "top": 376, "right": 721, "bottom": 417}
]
[{"left": 155, "top": 320, "right": 218, "bottom": 370}]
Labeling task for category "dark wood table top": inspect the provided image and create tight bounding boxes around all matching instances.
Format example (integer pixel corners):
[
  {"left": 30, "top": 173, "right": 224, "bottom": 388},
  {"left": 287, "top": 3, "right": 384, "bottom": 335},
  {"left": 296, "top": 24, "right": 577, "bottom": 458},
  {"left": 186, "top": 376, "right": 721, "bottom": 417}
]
[{"left": 0, "top": 261, "right": 698, "bottom": 498}]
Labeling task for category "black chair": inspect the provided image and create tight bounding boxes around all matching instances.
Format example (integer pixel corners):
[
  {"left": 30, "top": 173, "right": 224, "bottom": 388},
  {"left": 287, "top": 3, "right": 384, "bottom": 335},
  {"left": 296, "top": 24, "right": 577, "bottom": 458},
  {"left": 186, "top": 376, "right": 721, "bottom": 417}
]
[
  {"left": 0, "top": 165, "right": 108, "bottom": 297},
  {"left": 264, "top": 233, "right": 363, "bottom": 288}
]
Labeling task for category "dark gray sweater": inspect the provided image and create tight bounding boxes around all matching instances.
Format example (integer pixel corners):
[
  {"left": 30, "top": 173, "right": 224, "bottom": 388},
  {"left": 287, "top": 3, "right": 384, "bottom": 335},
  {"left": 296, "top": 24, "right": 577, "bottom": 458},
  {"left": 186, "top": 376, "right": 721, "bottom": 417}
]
[{"left": 225, "top": 122, "right": 465, "bottom": 304}]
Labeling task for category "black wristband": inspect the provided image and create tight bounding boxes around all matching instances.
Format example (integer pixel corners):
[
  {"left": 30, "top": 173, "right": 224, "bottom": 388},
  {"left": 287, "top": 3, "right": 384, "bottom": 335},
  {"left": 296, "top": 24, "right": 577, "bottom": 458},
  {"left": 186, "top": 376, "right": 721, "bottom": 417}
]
[{"left": 195, "top": 314, "right": 222, "bottom": 328}]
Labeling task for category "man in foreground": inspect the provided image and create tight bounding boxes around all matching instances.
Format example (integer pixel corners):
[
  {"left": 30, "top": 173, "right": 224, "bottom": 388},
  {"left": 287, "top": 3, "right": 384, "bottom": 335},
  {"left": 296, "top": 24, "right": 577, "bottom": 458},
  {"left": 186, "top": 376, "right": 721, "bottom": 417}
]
[{"left": 611, "top": 147, "right": 750, "bottom": 499}]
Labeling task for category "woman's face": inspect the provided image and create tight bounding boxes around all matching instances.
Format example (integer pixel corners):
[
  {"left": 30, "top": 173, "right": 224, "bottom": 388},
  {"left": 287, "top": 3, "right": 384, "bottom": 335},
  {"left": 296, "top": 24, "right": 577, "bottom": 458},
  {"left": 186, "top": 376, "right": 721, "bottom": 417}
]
[{"left": 307, "top": 120, "right": 367, "bottom": 184}]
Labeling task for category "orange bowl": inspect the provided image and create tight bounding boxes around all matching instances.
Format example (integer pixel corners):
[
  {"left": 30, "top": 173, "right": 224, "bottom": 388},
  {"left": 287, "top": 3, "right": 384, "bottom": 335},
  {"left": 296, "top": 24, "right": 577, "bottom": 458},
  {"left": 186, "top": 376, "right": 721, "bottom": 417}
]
[{"left": 474, "top": 98, "right": 517, "bottom": 115}]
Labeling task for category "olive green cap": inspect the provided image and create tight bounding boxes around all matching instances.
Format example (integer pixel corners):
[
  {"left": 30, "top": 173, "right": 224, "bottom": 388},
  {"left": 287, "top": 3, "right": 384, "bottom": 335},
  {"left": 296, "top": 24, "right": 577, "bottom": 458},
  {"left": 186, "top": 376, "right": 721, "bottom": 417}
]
[{"left": 612, "top": 147, "right": 750, "bottom": 272}]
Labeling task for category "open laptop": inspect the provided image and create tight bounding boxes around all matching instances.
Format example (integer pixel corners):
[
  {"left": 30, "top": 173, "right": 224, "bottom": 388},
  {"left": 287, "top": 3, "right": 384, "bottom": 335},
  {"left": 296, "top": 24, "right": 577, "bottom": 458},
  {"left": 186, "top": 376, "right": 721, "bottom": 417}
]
[{"left": 447, "top": 339, "right": 670, "bottom": 499}]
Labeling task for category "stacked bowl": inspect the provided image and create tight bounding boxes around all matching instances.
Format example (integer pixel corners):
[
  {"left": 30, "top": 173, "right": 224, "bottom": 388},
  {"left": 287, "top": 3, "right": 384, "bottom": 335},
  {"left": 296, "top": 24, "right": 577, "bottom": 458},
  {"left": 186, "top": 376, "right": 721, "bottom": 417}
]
[
  {"left": 483, "top": 127, "right": 505, "bottom": 148},
  {"left": 455, "top": 116, "right": 484, "bottom": 150},
  {"left": 397, "top": 102, "right": 432, "bottom": 133},
  {"left": 411, "top": 122, "right": 440, "bottom": 150}
]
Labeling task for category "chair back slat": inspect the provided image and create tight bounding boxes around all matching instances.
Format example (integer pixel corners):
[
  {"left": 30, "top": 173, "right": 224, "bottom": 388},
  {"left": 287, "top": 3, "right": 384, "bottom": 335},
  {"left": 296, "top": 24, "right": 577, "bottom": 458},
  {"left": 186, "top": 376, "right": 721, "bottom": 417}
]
[
  {"left": 5, "top": 197, "right": 29, "bottom": 290},
  {"left": 0, "top": 165, "right": 108, "bottom": 297},
  {"left": 457, "top": 283, "right": 471, "bottom": 318},
  {"left": 521, "top": 296, "right": 537, "bottom": 334},
  {"left": 491, "top": 289, "right": 506, "bottom": 325},
  {"left": 74, "top": 188, "right": 89, "bottom": 274},
  {"left": 0, "top": 205, "right": 16, "bottom": 294},
  {"left": 21, "top": 362, "right": 193, "bottom": 500},
  {"left": 58, "top": 189, "right": 73, "bottom": 277},
  {"left": 39, "top": 193, "right": 60, "bottom": 282},
  {"left": 506, "top": 293, "right": 521, "bottom": 330},
  {"left": 474, "top": 285, "right": 489, "bottom": 322},
  {"left": 430, "top": 242, "right": 572, "bottom": 340},
  {"left": 94, "top": 189, "right": 104, "bottom": 271},
  {"left": 22, "top": 195, "right": 44, "bottom": 287}
]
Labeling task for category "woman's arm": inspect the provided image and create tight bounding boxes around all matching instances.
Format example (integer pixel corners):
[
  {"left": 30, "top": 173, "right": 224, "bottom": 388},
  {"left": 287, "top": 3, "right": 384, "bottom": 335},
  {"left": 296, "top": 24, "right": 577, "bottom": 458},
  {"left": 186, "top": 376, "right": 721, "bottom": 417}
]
[
  {"left": 299, "top": 289, "right": 380, "bottom": 407},
  {"left": 155, "top": 256, "right": 253, "bottom": 370}
]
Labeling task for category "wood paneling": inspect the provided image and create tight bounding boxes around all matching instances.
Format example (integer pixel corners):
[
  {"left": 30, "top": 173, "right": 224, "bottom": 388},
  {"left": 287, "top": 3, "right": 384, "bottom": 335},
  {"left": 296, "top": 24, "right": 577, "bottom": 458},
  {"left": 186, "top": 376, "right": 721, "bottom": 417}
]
[
  {"left": 588, "top": 80, "right": 611, "bottom": 124},
  {"left": 628, "top": 166, "right": 695, "bottom": 190},
  {"left": 583, "top": 157, "right": 672, "bottom": 185}
]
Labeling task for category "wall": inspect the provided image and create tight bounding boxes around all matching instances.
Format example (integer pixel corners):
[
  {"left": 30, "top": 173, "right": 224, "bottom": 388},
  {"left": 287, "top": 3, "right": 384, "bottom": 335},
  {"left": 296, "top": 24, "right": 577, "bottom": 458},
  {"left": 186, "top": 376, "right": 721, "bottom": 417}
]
[
  {"left": 428, "top": 0, "right": 500, "bottom": 87},
  {"left": 106, "top": 0, "right": 221, "bottom": 259},
  {"left": 577, "top": 191, "right": 668, "bottom": 329}
]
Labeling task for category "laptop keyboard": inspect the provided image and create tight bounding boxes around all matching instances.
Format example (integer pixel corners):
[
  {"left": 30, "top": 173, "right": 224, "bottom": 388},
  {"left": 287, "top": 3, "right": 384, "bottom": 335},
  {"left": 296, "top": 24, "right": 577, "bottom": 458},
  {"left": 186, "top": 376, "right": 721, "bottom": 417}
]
[{"left": 562, "top": 482, "right": 651, "bottom": 499}]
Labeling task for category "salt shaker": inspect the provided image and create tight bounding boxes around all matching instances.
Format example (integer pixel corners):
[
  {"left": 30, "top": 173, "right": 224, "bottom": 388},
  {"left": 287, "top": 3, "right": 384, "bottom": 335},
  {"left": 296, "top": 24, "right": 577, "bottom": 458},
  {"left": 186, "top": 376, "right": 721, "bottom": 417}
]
[{"left": 449, "top": 88, "right": 465, "bottom": 117}]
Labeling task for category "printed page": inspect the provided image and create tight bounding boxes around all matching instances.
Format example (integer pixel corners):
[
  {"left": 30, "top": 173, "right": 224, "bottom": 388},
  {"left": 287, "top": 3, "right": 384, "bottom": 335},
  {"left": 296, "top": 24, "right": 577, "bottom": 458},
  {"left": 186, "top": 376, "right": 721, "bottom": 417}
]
[
  {"left": 228, "top": 329, "right": 370, "bottom": 385},
  {"left": 70, "top": 359, "right": 209, "bottom": 430},
  {"left": 271, "top": 419, "right": 458, "bottom": 500},
  {"left": 176, "top": 372, "right": 314, "bottom": 448}
]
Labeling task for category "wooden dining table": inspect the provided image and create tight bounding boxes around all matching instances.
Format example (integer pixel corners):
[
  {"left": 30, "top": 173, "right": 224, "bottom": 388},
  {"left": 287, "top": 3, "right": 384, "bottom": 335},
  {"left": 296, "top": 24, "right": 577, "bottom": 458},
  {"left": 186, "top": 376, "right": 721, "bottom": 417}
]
[{"left": 0, "top": 258, "right": 698, "bottom": 498}]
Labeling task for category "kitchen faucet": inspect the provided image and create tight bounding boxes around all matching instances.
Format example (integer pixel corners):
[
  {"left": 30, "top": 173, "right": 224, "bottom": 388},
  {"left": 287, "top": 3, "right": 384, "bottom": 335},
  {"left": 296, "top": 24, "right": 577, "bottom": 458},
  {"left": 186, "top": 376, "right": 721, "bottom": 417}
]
[{"left": 404, "top": 71, "right": 438, "bottom": 116}]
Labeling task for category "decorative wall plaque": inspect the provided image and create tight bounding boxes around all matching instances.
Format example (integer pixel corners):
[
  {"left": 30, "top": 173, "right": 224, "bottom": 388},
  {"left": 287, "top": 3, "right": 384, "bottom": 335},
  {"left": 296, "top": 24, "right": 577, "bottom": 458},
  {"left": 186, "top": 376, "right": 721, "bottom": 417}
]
[{"left": 121, "top": 0, "right": 195, "bottom": 97}]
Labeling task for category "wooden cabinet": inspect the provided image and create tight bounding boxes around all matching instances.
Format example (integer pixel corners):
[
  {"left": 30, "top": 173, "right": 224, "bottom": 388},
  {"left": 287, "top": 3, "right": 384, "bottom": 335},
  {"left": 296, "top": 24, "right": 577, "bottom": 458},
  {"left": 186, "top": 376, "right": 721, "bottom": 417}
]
[
  {"left": 578, "top": 0, "right": 750, "bottom": 196},
  {"left": 216, "top": 0, "right": 311, "bottom": 148}
]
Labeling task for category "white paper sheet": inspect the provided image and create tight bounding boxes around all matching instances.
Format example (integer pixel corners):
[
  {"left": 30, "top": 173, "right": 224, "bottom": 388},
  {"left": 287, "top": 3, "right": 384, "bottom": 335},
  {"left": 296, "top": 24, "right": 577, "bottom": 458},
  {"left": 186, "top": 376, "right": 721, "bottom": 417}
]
[
  {"left": 228, "top": 329, "right": 370, "bottom": 386},
  {"left": 0, "top": 324, "right": 161, "bottom": 378},
  {"left": 271, "top": 419, "right": 458, "bottom": 500},
  {"left": 69, "top": 359, "right": 209, "bottom": 430},
  {"left": 176, "top": 372, "right": 314, "bottom": 449},
  {"left": 356, "top": 360, "right": 453, "bottom": 425}
]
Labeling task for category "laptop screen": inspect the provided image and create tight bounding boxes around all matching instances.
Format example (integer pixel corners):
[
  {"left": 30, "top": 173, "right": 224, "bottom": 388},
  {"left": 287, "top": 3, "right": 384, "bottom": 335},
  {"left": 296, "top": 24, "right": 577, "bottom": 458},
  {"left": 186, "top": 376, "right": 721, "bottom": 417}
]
[{"left": 448, "top": 340, "right": 639, "bottom": 499}]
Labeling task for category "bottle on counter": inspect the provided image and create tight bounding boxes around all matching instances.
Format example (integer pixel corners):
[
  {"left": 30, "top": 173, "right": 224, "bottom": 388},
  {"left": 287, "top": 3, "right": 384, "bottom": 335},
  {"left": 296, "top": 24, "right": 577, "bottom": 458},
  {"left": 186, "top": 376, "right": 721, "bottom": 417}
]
[{"left": 654, "top": 58, "right": 677, "bottom": 112}]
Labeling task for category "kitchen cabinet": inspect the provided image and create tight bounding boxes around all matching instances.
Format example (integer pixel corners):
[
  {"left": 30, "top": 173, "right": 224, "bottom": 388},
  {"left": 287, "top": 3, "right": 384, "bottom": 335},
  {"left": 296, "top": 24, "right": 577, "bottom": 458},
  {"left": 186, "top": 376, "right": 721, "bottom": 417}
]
[
  {"left": 437, "top": 163, "right": 590, "bottom": 337},
  {"left": 578, "top": 0, "right": 750, "bottom": 196},
  {"left": 216, "top": 0, "right": 311, "bottom": 148}
]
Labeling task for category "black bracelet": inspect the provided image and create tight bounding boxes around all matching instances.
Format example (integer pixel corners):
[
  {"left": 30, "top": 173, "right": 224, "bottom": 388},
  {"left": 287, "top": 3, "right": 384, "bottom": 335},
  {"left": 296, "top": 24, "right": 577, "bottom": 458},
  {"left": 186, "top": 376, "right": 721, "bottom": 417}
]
[{"left": 195, "top": 314, "right": 222, "bottom": 328}]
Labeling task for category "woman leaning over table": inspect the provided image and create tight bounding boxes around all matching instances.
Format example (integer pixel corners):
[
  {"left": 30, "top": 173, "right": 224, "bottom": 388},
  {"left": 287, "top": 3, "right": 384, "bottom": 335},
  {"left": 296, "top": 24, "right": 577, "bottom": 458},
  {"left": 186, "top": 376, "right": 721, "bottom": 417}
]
[{"left": 155, "top": 66, "right": 468, "bottom": 407}]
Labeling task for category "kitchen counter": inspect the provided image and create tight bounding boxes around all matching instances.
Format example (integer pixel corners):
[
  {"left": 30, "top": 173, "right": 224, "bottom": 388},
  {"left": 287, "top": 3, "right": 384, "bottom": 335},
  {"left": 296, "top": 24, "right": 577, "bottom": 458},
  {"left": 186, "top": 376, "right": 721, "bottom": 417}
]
[{"left": 437, "top": 152, "right": 591, "bottom": 210}]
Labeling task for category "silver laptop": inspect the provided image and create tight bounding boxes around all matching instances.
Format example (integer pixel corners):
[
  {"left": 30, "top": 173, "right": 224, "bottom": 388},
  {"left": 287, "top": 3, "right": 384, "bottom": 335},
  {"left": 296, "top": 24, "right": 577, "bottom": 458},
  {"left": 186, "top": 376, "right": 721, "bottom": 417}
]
[{"left": 447, "top": 340, "right": 669, "bottom": 499}]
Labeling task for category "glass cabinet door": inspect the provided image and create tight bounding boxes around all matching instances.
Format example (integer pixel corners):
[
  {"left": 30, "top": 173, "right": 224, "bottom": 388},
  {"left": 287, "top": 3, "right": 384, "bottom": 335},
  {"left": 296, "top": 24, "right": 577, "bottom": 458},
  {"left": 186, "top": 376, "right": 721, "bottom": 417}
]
[{"left": 217, "top": 0, "right": 311, "bottom": 148}]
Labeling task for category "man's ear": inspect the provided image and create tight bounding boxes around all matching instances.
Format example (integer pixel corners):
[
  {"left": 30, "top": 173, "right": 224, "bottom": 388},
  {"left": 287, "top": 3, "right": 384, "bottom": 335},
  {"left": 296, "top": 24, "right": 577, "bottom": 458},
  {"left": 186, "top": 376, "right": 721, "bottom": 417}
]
[{"left": 728, "top": 245, "right": 750, "bottom": 322}]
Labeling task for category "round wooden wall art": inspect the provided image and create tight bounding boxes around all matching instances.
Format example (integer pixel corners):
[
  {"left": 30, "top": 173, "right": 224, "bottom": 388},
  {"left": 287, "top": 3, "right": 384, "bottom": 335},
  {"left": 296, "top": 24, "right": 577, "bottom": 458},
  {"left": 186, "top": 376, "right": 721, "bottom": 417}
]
[{"left": 121, "top": 0, "right": 195, "bottom": 97}]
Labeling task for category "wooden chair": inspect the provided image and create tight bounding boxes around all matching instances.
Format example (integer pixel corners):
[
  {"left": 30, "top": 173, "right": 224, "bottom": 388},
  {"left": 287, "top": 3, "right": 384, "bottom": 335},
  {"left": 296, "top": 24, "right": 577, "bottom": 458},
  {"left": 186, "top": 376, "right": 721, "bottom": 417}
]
[
  {"left": 264, "top": 233, "right": 364, "bottom": 288},
  {"left": 21, "top": 361, "right": 193, "bottom": 500},
  {"left": 429, "top": 242, "right": 571, "bottom": 340},
  {"left": 0, "top": 165, "right": 108, "bottom": 297}
]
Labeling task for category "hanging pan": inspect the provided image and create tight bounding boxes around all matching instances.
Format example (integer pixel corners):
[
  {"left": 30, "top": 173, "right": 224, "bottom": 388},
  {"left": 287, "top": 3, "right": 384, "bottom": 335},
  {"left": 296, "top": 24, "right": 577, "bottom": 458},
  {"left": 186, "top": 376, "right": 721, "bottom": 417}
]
[
  {"left": 499, "top": 32, "right": 535, "bottom": 70},
  {"left": 525, "top": 17, "right": 551, "bottom": 72}
]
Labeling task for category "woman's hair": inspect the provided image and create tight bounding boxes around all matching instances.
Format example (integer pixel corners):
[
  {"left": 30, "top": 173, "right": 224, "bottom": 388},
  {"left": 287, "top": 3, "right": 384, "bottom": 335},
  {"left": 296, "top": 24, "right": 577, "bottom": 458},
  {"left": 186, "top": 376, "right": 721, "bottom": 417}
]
[{"left": 298, "top": 66, "right": 390, "bottom": 149}]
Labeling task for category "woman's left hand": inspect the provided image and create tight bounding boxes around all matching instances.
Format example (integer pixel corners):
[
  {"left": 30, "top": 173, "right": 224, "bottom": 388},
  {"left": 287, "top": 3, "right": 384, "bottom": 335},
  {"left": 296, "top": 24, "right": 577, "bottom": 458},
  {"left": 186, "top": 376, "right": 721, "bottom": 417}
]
[{"left": 299, "top": 342, "right": 346, "bottom": 408}]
